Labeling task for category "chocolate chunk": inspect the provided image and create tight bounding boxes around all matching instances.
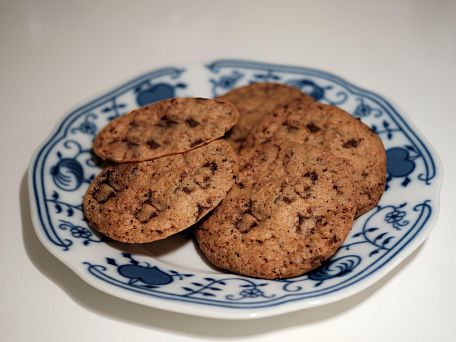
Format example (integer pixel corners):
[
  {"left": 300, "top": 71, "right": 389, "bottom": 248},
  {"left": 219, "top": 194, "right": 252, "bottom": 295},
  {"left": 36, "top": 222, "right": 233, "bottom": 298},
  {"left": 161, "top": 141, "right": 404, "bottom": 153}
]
[
  {"left": 186, "top": 117, "right": 200, "bottom": 127},
  {"left": 203, "top": 161, "right": 218, "bottom": 172},
  {"left": 236, "top": 213, "right": 259, "bottom": 233},
  {"left": 195, "top": 203, "right": 210, "bottom": 219},
  {"left": 147, "top": 138, "right": 161, "bottom": 149},
  {"left": 283, "top": 196, "right": 295, "bottom": 204},
  {"left": 304, "top": 171, "right": 318, "bottom": 181},
  {"left": 121, "top": 138, "right": 139, "bottom": 147},
  {"left": 342, "top": 139, "right": 359, "bottom": 148},
  {"left": 282, "top": 120, "right": 300, "bottom": 132},
  {"left": 306, "top": 122, "right": 320, "bottom": 133},
  {"left": 191, "top": 138, "right": 204, "bottom": 147},
  {"left": 94, "top": 183, "right": 115, "bottom": 203},
  {"left": 157, "top": 115, "right": 178, "bottom": 128},
  {"left": 182, "top": 186, "right": 193, "bottom": 194},
  {"left": 136, "top": 203, "right": 158, "bottom": 223}
]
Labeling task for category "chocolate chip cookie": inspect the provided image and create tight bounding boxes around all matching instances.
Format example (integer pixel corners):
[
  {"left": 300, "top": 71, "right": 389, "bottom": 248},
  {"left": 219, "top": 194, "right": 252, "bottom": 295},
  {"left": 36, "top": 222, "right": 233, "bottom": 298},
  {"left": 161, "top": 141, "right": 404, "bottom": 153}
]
[
  {"left": 217, "top": 83, "right": 312, "bottom": 152},
  {"left": 245, "top": 99, "right": 386, "bottom": 216},
  {"left": 93, "top": 98, "right": 239, "bottom": 162},
  {"left": 195, "top": 140, "right": 357, "bottom": 279},
  {"left": 84, "top": 140, "right": 238, "bottom": 243}
]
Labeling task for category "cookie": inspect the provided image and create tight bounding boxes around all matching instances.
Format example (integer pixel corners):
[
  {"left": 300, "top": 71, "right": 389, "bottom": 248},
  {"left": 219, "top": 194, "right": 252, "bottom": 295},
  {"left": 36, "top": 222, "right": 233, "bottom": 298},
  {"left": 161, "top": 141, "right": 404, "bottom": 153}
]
[
  {"left": 93, "top": 98, "right": 239, "bottom": 162},
  {"left": 195, "top": 140, "right": 357, "bottom": 279},
  {"left": 245, "top": 99, "right": 386, "bottom": 216},
  {"left": 217, "top": 83, "right": 312, "bottom": 152},
  {"left": 83, "top": 140, "right": 238, "bottom": 243}
]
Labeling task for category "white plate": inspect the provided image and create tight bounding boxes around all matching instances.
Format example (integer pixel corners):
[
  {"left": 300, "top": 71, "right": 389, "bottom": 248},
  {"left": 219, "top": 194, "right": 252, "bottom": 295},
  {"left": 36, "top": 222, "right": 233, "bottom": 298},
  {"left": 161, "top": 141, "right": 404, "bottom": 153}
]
[{"left": 28, "top": 59, "right": 442, "bottom": 319}]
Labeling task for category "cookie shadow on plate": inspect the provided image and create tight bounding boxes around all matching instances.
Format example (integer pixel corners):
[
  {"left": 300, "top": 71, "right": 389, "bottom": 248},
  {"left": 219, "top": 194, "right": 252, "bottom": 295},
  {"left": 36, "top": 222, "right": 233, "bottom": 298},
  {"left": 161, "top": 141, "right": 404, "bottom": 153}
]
[
  {"left": 104, "top": 228, "right": 192, "bottom": 257},
  {"left": 19, "top": 170, "right": 424, "bottom": 337}
]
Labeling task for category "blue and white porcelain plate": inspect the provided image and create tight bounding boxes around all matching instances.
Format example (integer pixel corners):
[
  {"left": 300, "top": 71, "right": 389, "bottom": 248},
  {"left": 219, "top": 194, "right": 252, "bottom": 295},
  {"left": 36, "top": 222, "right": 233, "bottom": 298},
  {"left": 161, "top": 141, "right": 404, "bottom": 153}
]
[{"left": 28, "top": 59, "right": 442, "bottom": 319}]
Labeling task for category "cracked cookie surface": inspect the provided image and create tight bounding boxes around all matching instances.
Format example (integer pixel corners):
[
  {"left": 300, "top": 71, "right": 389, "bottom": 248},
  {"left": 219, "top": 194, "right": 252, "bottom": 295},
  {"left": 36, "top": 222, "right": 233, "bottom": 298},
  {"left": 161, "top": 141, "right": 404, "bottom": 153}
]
[
  {"left": 83, "top": 140, "right": 238, "bottom": 243},
  {"left": 217, "top": 83, "right": 312, "bottom": 152},
  {"left": 245, "top": 99, "right": 386, "bottom": 216},
  {"left": 195, "top": 141, "right": 357, "bottom": 279},
  {"left": 93, "top": 98, "right": 239, "bottom": 162}
]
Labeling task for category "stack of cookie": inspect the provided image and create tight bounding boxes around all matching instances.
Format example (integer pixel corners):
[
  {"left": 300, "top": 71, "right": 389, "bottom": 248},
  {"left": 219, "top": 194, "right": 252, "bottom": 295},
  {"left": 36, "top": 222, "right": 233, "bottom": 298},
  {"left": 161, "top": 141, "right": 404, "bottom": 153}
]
[
  {"left": 197, "top": 84, "right": 386, "bottom": 279},
  {"left": 83, "top": 84, "right": 386, "bottom": 279},
  {"left": 83, "top": 98, "right": 240, "bottom": 243}
]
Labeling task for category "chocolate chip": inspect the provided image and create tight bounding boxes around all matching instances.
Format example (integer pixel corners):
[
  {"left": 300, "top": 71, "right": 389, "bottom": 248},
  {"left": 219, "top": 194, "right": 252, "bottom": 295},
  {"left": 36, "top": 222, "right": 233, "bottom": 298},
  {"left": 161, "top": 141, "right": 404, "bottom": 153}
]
[
  {"left": 295, "top": 213, "right": 307, "bottom": 234},
  {"left": 195, "top": 203, "right": 210, "bottom": 219},
  {"left": 121, "top": 138, "right": 139, "bottom": 147},
  {"left": 157, "top": 115, "right": 178, "bottom": 128},
  {"left": 315, "top": 216, "right": 327, "bottom": 226},
  {"left": 186, "top": 117, "right": 200, "bottom": 127},
  {"left": 195, "top": 174, "right": 211, "bottom": 189},
  {"left": 295, "top": 186, "right": 312, "bottom": 200},
  {"left": 343, "top": 139, "right": 359, "bottom": 148},
  {"left": 145, "top": 192, "right": 165, "bottom": 212},
  {"left": 282, "top": 120, "right": 299, "bottom": 132},
  {"left": 190, "top": 138, "right": 203, "bottom": 147},
  {"left": 135, "top": 203, "right": 158, "bottom": 223},
  {"left": 236, "top": 213, "right": 259, "bottom": 233},
  {"left": 146, "top": 138, "right": 161, "bottom": 149},
  {"left": 203, "top": 161, "right": 218, "bottom": 172},
  {"left": 306, "top": 122, "right": 320, "bottom": 133},
  {"left": 182, "top": 186, "right": 192, "bottom": 194},
  {"left": 129, "top": 120, "right": 140, "bottom": 128},
  {"left": 283, "top": 196, "right": 295, "bottom": 204},
  {"left": 94, "top": 183, "right": 115, "bottom": 203},
  {"left": 304, "top": 171, "right": 318, "bottom": 181}
]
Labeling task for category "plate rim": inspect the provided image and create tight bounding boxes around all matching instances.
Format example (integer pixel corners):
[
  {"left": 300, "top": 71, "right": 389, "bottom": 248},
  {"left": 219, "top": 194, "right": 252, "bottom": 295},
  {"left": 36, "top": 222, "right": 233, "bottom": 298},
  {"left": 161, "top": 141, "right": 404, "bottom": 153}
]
[{"left": 27, "top": 59, "right": 443, "bottom": 319}]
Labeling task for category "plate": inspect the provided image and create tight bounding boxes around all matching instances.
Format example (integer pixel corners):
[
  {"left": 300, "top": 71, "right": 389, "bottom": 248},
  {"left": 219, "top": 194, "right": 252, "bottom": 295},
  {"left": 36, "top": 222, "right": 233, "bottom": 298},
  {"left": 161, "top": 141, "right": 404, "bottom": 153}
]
[{"left": 28, "top": 59, "right": 442, "bottom": 319}]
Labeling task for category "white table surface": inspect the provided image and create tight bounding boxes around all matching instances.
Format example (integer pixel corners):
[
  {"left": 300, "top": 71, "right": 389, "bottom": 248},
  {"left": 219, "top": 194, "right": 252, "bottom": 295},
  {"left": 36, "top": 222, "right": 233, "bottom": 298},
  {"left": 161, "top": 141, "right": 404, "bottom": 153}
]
[{"left": 1, "top": 0, "right": 455, "bottom": 341}]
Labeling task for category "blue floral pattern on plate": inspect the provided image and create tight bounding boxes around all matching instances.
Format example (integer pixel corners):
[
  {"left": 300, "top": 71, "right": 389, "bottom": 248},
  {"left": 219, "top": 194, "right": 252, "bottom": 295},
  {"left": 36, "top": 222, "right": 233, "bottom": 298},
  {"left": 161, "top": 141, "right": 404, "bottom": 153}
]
[{"left": 29, "top": 60, "right": 441, "bottom": 319}]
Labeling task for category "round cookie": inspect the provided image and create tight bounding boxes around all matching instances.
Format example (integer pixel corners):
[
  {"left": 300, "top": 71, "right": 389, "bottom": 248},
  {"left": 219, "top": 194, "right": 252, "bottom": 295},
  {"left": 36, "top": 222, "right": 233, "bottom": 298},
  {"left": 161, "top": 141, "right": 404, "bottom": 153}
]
[
  {"left": 196, "top": 141, "right": 357, "bottom": 279},
  {"left": 245, "top": 99, "right": 386, "bottom": 217},
  {"left": 93, "top": 98, "right": 239, "bottom": 162},
  {"left": 217, "top": 82, "right": 313, "bottom": 152},
  {"left": 84, "top": 140, "right": 238, "bottom": 243}
]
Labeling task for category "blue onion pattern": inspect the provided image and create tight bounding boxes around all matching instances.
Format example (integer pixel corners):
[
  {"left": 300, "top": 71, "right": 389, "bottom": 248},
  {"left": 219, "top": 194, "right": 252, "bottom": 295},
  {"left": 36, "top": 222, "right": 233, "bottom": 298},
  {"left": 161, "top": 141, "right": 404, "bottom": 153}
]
[
  {"left": 136, "top": 82, "right": 187, "bottom": 107},
  {"left": 106, "top": 253, "right": 191, "bottom": 288},
  {"left": 50, "top": 158, "right": 84, "bottom": 191},
  {"left": 353, "top": 98, "right": 382, "bottom": 118},
  {"left": 252, "top": 69, "right": 281, "bottom": 82},
  {"left": 385, "top": 209, "right": 409, "bottom": 229},
  {"left": 287, "top": 79, "right": 329, "bottom": 100},
  {"left": 71, "top": 113, "right": 97, "bottom": 135},
  {"left": 210, "top": 70, "right": 243, "bottom": 96},
  {"left": 59, "top": 220, "right": 103, "bottom": 245},
  {"left": 308, "top": 255, "right": 361, "bottom": 286},
  {"left": 385, "top": 146, "right": 421, "bottom": 188}
]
